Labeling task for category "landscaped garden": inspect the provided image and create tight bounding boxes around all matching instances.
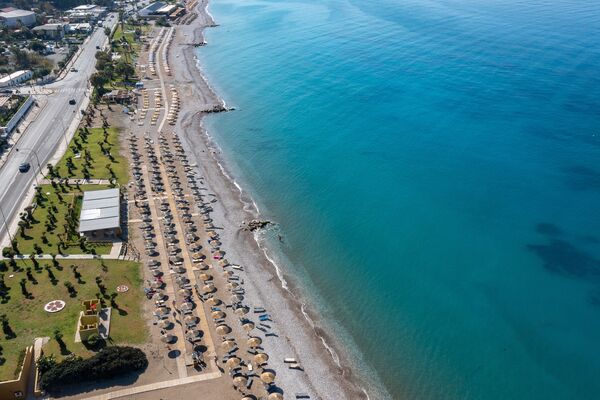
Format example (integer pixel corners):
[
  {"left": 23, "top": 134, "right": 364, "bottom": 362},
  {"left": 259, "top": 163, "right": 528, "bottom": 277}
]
[
  {"left": 0, "top": 259, "right": 146, "bottom": 381},
  {"left": 54, "top": 126, "right": 129, "bottom": 185},
  {"left": 7, "top": 184, "right": 113, "bottom": 256}
]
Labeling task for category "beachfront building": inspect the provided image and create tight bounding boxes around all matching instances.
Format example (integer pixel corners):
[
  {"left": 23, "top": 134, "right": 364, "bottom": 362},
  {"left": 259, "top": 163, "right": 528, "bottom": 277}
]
[
  {"left": 78, "top": 188, "right": 122, "bottom": 241},
  {"left": 138, "top": 2, "right": 166, "bottom": 19},
  {"left": 0, "top": 9, "right": 36, "bottom": 28},
  {"left": 32, "top": 23, "right": 65, "bottom": 40},
  {"left": 0, "top": 70, "right": 32, "bottom": 88}
]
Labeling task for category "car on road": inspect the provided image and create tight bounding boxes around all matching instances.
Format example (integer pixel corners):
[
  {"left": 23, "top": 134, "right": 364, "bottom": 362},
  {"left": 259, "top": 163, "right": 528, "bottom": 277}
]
[
  {"left": 70, "top": 67, "right": 78, "bottom": 72},
  {"left": 69, "top": 99, "right": 76, "bottom": 105},
  {"left": 18, "top": 162, "right": 30, "bottom": 173},
  {"left": 96, "top": 45, "right": 101, "bottom": 49}
]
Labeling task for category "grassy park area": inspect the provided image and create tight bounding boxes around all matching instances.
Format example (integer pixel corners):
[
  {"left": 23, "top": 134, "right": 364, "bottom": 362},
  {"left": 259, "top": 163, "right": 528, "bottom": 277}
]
[
  {"left": 0, "top": 259, "right": 146, "bottom": 381},
  {"left": 10, "top": 184, "right": 113, "bottom": 256},
  {"left": 54, "top": 127, "right": 128, "bottom": 185}
]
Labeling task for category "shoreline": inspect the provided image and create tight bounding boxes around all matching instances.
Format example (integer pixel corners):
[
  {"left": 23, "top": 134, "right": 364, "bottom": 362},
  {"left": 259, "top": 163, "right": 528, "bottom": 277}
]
[{"left": 171, "top": 1, "right": 376, "bottom": 399}]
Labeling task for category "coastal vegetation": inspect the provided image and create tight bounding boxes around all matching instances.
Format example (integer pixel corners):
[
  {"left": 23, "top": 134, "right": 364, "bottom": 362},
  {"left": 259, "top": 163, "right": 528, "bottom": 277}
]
[
  {"left": 39, "top": 346, "right": 148, "bottom": 391},
  {"left": 0, "top": 259, "right": 146, "bottom": 381},
  {"left": 55, "top": 126, "right": 129, "bottom": 184},
  {"left": 8, "top": 184, "right": 113, "bottom": 256}
]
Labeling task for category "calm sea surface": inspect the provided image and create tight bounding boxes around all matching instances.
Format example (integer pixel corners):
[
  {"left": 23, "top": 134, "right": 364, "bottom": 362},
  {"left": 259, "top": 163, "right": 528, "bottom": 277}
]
[{"left": 198, "top": 0, "right": 600, "bottom": 398}]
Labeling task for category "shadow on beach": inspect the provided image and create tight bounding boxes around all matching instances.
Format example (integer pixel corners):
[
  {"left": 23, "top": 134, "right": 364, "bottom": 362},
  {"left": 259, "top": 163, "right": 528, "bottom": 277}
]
[{"left": 44, "top": 370, "right": 146, "bottom": 398}]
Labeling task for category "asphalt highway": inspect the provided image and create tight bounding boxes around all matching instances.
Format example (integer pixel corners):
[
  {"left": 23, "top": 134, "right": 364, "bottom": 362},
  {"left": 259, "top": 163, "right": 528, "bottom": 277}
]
[{"left": 0, "top": 13, "right": 118, "bottom": 242}]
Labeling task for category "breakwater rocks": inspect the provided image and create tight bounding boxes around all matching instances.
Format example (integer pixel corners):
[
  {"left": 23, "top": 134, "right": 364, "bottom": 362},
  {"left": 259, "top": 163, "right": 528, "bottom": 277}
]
[
  {"left": 203, "top": 104, "right": 234, "bottom": 113},
  {"left": 242, "top": 219, "right": 272, "bottom": 231}
]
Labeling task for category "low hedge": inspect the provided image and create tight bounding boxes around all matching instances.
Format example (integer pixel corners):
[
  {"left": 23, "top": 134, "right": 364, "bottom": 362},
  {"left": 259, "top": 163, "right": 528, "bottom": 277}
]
[{"left": 40, "top": 346, "right": 147, "bottom": 391}]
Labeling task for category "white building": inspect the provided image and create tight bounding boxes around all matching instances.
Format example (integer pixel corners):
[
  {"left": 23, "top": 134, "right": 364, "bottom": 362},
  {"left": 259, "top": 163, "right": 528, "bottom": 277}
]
[
  {"left": 0, "top": 9, "right": 36, "bottom": 28},
  {"left": 0, "top": 70, "right": 33, "bottom": 88}
]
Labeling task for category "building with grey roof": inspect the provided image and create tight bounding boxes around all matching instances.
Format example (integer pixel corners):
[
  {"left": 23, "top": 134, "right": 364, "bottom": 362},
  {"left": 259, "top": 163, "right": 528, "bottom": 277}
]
[
  {"left": 78, "top": 188, "right": 122, "bottom": 240},
  {"left": 0, "top": 9, "right": 36, "bottom": 28}
]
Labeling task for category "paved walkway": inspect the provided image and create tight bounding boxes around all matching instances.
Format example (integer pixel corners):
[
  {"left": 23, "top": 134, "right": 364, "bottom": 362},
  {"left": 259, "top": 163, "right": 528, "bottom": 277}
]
[
  {"left": 79, "top": 371, "right": 221, "bottom": 400},
  {"left": 3, "top": 241, "right": 123, "bottom": 260},
  {"left": 39, "top": 178, "right": 111, "bottom": 185}
]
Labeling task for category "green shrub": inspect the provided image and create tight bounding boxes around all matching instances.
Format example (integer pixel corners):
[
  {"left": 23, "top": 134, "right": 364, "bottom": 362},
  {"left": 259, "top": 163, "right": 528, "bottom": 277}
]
[{"left": 40, "top": 346, "right": 147, "bottom": 390}]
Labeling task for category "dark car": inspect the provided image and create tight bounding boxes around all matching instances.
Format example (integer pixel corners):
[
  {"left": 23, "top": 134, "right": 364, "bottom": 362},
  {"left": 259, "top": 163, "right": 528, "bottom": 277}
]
[
  {"left": 69, "top": 99, "right": 76, "bottom": 105},
  {"left": 18, "top": 162, "right": 30, "bottom": 173}
]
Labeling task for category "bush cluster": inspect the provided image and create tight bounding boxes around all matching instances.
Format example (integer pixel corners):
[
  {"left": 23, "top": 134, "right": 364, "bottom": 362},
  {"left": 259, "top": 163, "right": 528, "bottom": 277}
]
[{"left": 40, "top": 346, "right": 147, "bottom": 391}]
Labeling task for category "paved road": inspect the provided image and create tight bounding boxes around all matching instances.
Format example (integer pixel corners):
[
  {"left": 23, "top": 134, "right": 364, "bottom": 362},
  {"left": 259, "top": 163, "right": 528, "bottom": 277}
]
[{"left": 0, "top": 14, "right": 118, "bottom": 242}]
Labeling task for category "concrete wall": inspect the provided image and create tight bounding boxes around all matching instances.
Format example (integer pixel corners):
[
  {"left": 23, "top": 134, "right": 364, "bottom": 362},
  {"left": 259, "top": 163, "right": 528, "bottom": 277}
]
[
  {"left": 0, "top": 95, "right": 33, "bottom": 136},
  {"left": 0, "top": 346, "right": 33, "bottom": 399}
]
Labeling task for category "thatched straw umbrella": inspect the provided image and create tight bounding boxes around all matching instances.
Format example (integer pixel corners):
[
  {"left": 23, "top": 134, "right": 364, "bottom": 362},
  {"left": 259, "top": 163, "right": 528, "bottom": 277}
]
[
  {"left": 260, "top": 371, "right": 275, "bottom": 384},
  {"left": 226, "top": 356, "right": 241, "bottom": 369},
  {"left": 267, "top": 394, "right": 283, "bottom": 400},
  {"left": 220, "top": 339, "right": 236, "bottom": 351},
  {"left": 178, "top": 288, "right": 192, "bottom": 297},
  {"left": 153, "top": 291, "right": 166, "bottom": 300},
  {"left": 202, "top": 284, "right": 215, "bottom": 294},
  {"left": 184, "top": 315, "right": 198, "bottom": 326},
  {"left": 242, "top": 321, "right": 255, "bottom": 332},
  {"left": 216, "top": 324, "right": 231, "bottom": 335},
  {"left": 199, "top": 273, "right": 212, "bottom": 282},
  {"left": 155, "top": 306, "right": 169, "bottom": 317},
  {"left": 180, "top": 302, "right": 194, "bottom": 312},
  {"left": 254, "top": 352, "right": 269, "bottom": 365},
  {"left": 206, "top": 297, "right": 222, "bottom": 306},
  {"left": 247, "top": 336, "right": 262, "bottom": 348},
  {"left": 233, "top": 374, "right": 248, "bottom": 387},
  {"left": 159, "top": 319, "right": 173, "bottom": 329},
  {"left": 234, "top": 306, "right": 249, "bottom": 316},
  {"left": 227, "top": 282, "right": 239, "bottom": 289},
  {"left": 211, "top": 310, "right": 226, "bottom": 319}
]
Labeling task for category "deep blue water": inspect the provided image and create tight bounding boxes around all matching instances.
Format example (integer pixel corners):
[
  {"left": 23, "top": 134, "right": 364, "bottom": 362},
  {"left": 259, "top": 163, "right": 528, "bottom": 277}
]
[{"left": 198, "top": 0, "right": 600, "bottom": 398}]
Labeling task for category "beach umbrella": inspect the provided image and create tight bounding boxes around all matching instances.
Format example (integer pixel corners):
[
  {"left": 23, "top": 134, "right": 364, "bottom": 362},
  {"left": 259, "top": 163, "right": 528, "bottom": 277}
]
[
  {"left": 212, "top": 310, "right": 226, "bottom": 319},
  {"left": 226, "top": 356, "right": 241, "bottom": 369},
  {"left": 159, "top": 319, "right": 173, "bottom": 329},
  {"left": 173, "top": 266, "right": 186, "bottom": 274},
  {"left": 178, "top": 288, "right": 192, "bottom": 297},
  {"left": 242, "top": 321, "right": 255, "bottom": 332},
  {"left": 155, "top": 306, "right": 169, "bottom": 317},
  {"left": 153, "top": 291, "right": 166, "bottom": 300},
  {"left": 192, "top": 252, "right": 206, "bottom": 260},
  {"left": 209, "top": 239, "right": 220, "bottom": 247},
  {"left": 216, "top": 324, "right": 231, "bottom": 335},
  {"left": 151, "top": 281, "right": 164, "bottom": 289},
  {"left": 247, "top": 337, "right": 262, "bottom": 348},
  {"left": 206, "top": 297, "right": 222, "bottom": 306},
  {"left": 267, "top": 394, "right": 283, "bottom": 400},
  {"left": 186, "top": 329, "right": 202, "bottom": 340},
  {"left": 184, "top": 315, "right": 198, "bottom": 326},
  {"left": 260, "top": 371, "right": 275, "bottom": 384},
  {"left": 231, "top": 294, "right": 244, "bottom": 303},
  {"left": 223, "top": 270, "right": 233, "bottom": 277},
  {"left": 233, "top": 374, "right": 248, "bottom": 387},
  {"left": 254, "top": 352, "right": 269, "bottom": 365},
  {"left": 227, "top": 282, "right": 239, "bottom": 289},
  {"left": 202, "top": 284, "right": 215, "bottom": 294},
  {"left": 220, "top": 339, "right": 236, "bottom": 351},
  {"left": 219, "top": 259, "right": 230, "bottom": 267},
  {"left": 207, "top": 231, "right": 219, "bottom": 239},
  {"left": 213, "top": 250, "right": 225, "bottom": 259},
  {"left": 181, "top": 302, "right": 194, "bottom": 312},
  {"left": 152, "top": 269, "right": 161, "bottom": 277},
  {"left": 234, "top": 307, "right": 249, "bottom": 316},
  {"left": 199, "top": 273, "right": 212, "bottom": 282},
  {"left": 161, "top": 333, "right": 174, "bottom": 343}
]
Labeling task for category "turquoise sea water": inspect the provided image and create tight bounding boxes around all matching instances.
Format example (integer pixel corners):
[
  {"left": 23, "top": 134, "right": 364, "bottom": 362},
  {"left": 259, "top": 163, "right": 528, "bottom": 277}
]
[{"left": 198, "top": 0, "right": 600, "bottom": 398}]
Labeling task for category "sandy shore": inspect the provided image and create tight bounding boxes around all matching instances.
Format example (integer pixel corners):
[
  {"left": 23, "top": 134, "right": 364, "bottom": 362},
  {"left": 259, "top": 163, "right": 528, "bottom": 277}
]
[{"left": 169, "top": 1, "right": 370, "bottom": 399}]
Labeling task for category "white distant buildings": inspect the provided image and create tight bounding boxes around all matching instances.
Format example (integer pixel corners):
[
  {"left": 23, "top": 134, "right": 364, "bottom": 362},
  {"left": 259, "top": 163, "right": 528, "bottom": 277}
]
[
  {"left": 0, "top": 70, "right": 33, "bottom": 88},
  {"left": 0, "top": 8, "right": 37, "bottom": 28},
  {"left": 65, "top": 4, "right": 107, "bottom": 23}
]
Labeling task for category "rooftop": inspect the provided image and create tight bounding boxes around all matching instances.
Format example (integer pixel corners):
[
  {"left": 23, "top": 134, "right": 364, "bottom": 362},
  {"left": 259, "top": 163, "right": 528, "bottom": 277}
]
[
  {"left": 0, "top": 9, "right": 35, "bottom": 18},
  {"left": 0, "top": 70, "right": 31, "bottom": 83},
  {"left": 79, "top": 188, "right": 121, "bottom": 232}
]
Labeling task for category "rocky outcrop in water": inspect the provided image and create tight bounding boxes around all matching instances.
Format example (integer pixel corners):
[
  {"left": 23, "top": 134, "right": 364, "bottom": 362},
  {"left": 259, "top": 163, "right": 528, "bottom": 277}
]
[
  {"left": 243, "top": 219, "right": 272, "bottom": 231},
  {"left": 204, "top": 104, "right": 234, "bottom": 113}
]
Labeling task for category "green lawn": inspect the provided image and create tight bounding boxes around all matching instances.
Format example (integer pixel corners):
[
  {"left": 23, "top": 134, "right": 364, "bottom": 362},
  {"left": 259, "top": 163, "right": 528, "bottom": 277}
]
[
  {"left": 0, "top": 259, "right": 147, "bottom": 381},
  {"left": 12, "top": 184, "right": 113, "bottom": 256},
  {"left": 55, "top": 127, "right": 128, "bottom": 185}
]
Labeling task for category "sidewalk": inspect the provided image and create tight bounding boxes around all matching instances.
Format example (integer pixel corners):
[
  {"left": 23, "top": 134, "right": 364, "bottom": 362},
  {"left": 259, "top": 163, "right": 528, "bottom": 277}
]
[{"left": 4, "top": 241, "right": 123, "bottom": 260}]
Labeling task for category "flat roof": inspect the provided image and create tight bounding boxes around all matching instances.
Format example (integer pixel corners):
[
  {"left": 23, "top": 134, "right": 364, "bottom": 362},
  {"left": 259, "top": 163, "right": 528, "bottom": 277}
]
[
  {"left": 79, "top": 188, "right": 121, "bottom": 232},
  {"left": 0, "top": 70, "right": 31, "bottom": 83},
  {"left": 0, "top": 9, "right": 35, "bottom": 18}
]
